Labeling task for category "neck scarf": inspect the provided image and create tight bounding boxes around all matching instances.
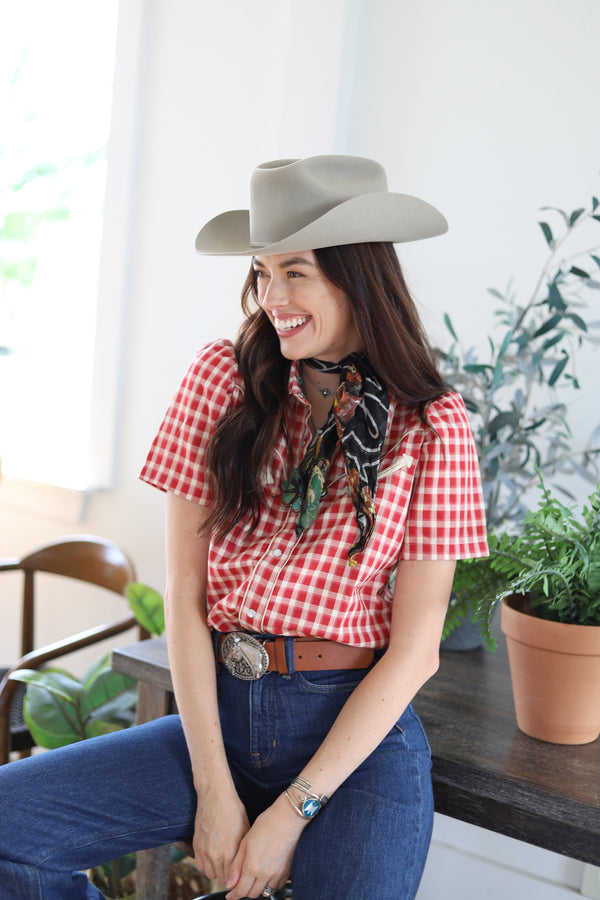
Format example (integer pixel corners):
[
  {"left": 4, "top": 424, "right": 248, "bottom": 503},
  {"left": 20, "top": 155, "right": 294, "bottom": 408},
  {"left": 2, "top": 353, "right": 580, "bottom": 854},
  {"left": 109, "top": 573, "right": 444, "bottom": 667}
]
[{"left": 282, "top": 353, "right": 389, "bottom": 566}]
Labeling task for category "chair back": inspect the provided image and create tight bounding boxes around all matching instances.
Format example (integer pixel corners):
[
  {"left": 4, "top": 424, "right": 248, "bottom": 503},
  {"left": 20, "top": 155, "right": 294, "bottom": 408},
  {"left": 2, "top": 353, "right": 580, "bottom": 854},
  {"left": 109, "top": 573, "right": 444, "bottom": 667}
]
[
  {"left": 0, "top": 534, "right": 140, "bottom": 764},
  {"left": 16, "top": 536, "right": 136, "bottom": 656}
]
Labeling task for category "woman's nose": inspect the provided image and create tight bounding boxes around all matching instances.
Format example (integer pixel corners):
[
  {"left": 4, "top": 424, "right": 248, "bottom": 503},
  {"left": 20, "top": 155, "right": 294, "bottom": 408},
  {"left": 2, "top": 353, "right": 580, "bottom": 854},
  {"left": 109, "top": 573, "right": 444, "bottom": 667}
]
[{"left": 260, "top": 276, "right": 287, "bottom": 310}]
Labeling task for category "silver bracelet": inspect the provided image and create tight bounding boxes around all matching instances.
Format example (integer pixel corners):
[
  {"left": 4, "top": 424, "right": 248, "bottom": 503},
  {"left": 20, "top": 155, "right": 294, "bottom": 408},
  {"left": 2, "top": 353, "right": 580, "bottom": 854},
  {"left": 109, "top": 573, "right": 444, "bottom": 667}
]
[{"left": 284, "top": 776, "right": 329, "bottom": 820}]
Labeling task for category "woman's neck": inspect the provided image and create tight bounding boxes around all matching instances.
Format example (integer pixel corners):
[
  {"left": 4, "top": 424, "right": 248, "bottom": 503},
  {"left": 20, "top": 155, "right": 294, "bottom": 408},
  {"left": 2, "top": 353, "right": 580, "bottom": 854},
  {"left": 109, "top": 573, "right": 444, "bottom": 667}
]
[{"left": 300, "top": 362, "right": 338, "bottom": 431}]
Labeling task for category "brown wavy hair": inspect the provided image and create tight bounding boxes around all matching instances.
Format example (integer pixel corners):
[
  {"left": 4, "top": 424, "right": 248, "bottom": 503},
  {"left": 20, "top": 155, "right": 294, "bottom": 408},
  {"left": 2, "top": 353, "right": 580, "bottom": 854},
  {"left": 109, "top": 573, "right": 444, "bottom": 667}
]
[{"left": 206, "top": 241, "right": 446, "bottom": 538}]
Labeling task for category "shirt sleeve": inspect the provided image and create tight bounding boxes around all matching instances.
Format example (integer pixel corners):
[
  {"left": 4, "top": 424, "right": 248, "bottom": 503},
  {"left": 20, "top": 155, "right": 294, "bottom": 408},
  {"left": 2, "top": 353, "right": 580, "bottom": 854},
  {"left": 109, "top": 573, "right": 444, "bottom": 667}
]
[
  {"left": 400, "top": 391, "right": 489, "bottom": 560},
  {"left": 139, "top": 339, "right": 243, "bottom": 504}
]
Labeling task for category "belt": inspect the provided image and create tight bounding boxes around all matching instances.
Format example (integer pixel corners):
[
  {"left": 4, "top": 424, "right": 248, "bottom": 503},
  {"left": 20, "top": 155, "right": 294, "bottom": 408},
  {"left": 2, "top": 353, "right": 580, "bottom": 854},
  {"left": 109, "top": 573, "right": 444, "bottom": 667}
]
[{"left": 217, "top": 632, "right": 375, "bottom": 681}]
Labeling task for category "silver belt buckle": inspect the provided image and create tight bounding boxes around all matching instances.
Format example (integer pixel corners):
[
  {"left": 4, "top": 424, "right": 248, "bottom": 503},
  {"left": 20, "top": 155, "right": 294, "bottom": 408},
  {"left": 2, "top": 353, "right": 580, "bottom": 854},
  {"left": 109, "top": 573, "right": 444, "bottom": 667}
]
[{"left": 221, "top": 633, "right": 270, "bottom": 680}]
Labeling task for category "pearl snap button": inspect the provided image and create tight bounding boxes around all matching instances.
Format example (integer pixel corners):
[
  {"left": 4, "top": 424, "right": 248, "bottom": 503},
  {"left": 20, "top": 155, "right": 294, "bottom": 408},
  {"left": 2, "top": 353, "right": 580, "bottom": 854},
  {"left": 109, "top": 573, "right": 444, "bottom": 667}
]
[
  {"left": 247, "top": 609, "right": 256, "bottom": 618},
  {"left": 272, "top": 548, "right": 282, "bottom": 558}
]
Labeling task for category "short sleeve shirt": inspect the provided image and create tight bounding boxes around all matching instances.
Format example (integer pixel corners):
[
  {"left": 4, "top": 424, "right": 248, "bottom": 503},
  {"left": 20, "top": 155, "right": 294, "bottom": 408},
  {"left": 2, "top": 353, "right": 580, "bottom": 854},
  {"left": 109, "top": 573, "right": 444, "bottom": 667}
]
[{"left": 140, "top": 339, "right": 488, "bottom": 648}]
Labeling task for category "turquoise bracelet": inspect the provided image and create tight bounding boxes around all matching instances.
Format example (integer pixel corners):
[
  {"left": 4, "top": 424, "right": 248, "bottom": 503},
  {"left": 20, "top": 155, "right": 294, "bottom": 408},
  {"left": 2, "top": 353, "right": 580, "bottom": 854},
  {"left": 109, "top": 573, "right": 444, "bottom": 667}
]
[{"left": 284, "top": 776, "right": 329, "bottom": 820}]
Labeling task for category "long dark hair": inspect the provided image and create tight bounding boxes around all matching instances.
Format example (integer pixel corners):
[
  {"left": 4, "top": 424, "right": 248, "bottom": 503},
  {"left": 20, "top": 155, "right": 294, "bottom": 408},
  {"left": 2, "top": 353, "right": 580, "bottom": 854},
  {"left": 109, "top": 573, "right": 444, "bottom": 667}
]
[{"left": 206, "top": 241, "right": 446, "bottom": 538}]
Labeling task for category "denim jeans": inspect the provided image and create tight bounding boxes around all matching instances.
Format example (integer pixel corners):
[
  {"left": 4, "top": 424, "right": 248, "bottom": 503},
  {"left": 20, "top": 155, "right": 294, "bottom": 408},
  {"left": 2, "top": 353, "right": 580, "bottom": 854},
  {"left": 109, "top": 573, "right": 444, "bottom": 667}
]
[{"left": 0, "top": 637, "right": 433, "bottom": 900}]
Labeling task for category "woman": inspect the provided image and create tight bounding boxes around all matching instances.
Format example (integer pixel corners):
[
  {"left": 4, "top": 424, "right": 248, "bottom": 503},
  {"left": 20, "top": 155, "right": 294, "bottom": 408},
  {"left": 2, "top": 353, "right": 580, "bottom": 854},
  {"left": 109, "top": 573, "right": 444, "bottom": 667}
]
[{"left": 0, "top": 155, "right": 488, "bottom": 900}]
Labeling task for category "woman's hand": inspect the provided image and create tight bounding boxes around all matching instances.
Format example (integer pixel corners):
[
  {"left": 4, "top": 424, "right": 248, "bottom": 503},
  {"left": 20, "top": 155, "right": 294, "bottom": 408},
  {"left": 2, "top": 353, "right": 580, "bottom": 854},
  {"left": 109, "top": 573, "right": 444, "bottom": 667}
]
[
  {"left": 193, "top": 782, "right": 251, "bottom": 887},
  {"left": 225, "top": 793, "right": 307, "bottom": 899}
]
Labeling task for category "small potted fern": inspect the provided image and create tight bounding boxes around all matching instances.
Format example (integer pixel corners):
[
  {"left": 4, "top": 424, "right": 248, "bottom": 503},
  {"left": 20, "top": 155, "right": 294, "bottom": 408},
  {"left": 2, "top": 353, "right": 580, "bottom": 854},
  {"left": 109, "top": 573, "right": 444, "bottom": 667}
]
[{"left": 479, "top": 476, "right": 600, "bottom": 744}]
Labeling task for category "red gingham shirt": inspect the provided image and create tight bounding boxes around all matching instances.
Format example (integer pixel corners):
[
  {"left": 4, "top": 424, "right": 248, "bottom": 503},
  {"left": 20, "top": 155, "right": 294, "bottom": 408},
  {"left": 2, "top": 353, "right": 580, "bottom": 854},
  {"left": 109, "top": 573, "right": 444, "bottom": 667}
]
[{"left": 140, "top": 340, "right": 488, "bottom": 648}]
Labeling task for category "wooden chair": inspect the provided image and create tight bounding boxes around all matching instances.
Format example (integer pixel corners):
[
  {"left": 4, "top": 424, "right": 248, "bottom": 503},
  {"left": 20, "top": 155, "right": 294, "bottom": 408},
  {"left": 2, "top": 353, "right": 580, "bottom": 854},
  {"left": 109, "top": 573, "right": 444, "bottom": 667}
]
[{"left": 0, "top": 534, "right": 145, "bottom": 765}]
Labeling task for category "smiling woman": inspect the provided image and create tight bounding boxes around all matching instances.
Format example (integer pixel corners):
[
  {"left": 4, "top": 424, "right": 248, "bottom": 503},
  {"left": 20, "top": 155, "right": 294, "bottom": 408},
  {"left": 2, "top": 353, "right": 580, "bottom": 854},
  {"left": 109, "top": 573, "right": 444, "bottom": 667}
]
[{"left": 0, "top": 155, "right": 488, "bottom": 900}]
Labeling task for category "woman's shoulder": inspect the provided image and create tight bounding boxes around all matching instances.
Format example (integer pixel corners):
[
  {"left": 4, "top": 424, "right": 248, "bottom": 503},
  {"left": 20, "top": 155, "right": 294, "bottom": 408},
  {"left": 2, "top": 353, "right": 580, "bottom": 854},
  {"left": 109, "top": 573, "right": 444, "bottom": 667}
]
[
  {"left": 425, "top": 389, "right": 471, "bottom": 427},
  {"left": 184, "top": 338, "right": 243, "bottom": 396},
  {"left": 389, "top": 390, "right": 470, "bottom": 435}
]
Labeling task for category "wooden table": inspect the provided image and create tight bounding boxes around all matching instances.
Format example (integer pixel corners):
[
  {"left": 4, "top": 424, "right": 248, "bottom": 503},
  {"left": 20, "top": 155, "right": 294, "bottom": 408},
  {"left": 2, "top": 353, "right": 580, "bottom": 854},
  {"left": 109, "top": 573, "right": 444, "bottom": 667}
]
[{"left": 112, "top": 631, "right": 600, "bottom": 898}]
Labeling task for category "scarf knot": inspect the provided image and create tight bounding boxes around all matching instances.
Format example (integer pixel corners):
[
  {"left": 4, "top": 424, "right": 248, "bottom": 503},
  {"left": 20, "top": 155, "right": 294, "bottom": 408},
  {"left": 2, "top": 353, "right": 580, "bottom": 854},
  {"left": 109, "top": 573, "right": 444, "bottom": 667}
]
[{"left": 282, "top": 353, "right": 389, "bottom": 566}]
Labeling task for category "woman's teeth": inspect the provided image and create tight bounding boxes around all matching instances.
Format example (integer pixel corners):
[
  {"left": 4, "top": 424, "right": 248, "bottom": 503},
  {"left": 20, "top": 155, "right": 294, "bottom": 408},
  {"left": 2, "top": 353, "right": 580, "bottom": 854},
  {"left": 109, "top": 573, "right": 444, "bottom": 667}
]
[{"left": 275, "top": 316, "right": 309, "bottom": 332}]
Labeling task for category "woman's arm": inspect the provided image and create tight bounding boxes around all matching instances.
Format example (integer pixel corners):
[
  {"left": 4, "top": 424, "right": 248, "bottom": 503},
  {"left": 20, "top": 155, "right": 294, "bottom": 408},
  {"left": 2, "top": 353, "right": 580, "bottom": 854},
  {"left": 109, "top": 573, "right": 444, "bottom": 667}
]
[
  {"left": 164, "top": 492, "right": 250, "bottom": 885},
  {"left": 225, "top": 557, "right": 456, "bottom": 899}
]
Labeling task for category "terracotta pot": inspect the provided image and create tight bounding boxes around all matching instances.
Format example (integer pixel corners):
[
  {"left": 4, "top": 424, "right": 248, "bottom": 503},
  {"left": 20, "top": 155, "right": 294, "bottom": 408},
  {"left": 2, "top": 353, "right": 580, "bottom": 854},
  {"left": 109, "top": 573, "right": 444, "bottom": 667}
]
[{"left": 501, "top": 594, "right": 600, "bottom": 745}]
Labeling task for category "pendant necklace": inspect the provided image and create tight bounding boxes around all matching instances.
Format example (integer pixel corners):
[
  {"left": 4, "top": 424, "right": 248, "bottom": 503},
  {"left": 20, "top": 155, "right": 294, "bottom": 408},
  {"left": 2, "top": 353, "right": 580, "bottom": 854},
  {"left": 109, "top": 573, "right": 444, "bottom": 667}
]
[{"left": 300, "top": 364, "right": 336, "bottom": 398}]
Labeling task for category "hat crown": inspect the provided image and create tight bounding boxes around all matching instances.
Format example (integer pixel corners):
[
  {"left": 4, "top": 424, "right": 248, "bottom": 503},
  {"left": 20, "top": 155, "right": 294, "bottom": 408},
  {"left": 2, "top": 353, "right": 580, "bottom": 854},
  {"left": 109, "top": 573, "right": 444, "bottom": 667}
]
[{"left": 249, "top": 156, "right": 388, "bottom": 247}]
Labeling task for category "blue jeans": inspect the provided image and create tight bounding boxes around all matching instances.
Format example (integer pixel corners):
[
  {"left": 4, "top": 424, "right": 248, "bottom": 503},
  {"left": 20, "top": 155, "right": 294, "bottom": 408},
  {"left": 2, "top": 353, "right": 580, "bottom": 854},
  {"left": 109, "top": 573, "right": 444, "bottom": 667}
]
[{"left": 0, "top": 638, "right": 433, "bottom": 899}]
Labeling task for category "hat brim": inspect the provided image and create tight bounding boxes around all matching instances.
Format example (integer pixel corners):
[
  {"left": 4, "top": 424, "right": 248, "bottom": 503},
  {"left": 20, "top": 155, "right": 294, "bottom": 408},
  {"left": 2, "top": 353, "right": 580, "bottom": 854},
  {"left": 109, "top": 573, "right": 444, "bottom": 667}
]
[{"left": 195, "top": 192, "right": 448, "bottom": 256}]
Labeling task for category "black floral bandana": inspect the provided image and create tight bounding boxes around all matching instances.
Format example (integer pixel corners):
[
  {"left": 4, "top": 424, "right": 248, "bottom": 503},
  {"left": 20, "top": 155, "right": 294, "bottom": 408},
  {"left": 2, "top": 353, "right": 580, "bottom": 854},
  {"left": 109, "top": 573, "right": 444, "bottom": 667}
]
[{"left": 282, "top": 353, "right": 389, "bottom": 566}]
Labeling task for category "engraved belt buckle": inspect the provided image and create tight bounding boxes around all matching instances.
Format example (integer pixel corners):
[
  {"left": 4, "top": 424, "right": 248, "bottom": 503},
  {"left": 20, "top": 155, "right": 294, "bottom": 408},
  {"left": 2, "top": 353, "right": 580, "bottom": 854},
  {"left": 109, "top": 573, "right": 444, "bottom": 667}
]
[{"left": 221, "top": 633, "right": 270, "bottom": 680}]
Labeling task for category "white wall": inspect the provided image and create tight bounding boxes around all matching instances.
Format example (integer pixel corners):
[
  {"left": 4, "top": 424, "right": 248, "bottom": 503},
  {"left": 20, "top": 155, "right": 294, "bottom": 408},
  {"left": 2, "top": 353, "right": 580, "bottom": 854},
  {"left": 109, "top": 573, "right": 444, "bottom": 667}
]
[{"left": 1, "top": 0, "right": 599, "bottom": 895}]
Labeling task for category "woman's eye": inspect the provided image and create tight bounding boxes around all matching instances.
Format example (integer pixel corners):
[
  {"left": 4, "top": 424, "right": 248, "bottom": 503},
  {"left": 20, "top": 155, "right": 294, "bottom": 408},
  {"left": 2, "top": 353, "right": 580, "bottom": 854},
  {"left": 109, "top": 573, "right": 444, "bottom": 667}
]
[
  {"left": 253, "top": 269, "right": 267, "bottom": 279},
  {"left": 287, "top": 270, "right": 302, "bottom": 278}
]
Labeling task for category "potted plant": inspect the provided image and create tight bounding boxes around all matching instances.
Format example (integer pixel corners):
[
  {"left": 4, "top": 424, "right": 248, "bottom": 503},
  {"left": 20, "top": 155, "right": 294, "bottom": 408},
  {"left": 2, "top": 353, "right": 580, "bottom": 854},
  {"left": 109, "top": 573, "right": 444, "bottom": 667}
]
[
  {"left": 438, "top": 191, "right": 600, "bottom": 648},
  {"left": 473, "top": 475, "right": 600, "bottom": 744}
]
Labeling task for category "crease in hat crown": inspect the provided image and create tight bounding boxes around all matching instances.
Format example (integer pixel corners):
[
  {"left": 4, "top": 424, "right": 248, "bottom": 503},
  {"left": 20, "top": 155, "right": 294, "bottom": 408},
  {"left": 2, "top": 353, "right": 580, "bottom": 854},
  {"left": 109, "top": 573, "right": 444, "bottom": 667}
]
[
  {"left": 195, "top": 154, "right": 448, "bottom": 256},
  {"left": 249, "top": 156, "right": 388, "bottom": 246}
]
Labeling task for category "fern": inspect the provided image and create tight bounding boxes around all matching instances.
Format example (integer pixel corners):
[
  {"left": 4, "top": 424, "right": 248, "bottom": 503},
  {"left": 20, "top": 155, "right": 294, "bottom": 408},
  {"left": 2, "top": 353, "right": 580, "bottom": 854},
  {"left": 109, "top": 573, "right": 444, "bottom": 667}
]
[{"left": 484, "top": 475, "right": 600, "bottom": 627}]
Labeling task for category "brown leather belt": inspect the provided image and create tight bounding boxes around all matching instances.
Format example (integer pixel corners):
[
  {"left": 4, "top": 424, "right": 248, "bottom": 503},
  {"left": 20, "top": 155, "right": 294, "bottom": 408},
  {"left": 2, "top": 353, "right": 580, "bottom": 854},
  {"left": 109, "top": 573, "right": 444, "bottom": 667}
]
[{"left": 217, "top": 632, "right": 374, "bottom": 680}]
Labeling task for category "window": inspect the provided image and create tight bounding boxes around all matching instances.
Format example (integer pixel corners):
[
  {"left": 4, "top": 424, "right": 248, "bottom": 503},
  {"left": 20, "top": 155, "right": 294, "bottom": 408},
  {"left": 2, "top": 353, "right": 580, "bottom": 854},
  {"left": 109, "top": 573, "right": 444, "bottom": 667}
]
[{"left": 0, "top": 1, "right": 120, "bottom": 489}]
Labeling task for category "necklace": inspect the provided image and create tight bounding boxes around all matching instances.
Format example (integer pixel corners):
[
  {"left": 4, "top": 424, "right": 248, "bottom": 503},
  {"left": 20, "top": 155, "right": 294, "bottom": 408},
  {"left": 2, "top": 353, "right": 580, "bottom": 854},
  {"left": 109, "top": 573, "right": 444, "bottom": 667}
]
[{"left": 300, "top": 364, "right": 337, "bottom": 397}]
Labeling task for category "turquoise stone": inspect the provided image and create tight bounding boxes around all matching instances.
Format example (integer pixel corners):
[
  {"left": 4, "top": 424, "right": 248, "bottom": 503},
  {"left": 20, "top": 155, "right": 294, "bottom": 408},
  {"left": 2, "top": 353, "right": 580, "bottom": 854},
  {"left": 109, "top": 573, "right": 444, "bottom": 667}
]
[{"left": 302, "top": 798, "right": 321, "bottom": 818}]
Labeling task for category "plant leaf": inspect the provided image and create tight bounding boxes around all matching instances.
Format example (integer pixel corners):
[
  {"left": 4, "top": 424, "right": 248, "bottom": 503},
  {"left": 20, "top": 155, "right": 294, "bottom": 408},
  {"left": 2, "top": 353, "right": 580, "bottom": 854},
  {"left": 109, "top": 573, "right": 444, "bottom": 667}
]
[
  {"left": 533, "top": 314, "right": 563, "bottom": 338},
  {"left": 570, "top": 266, "right": 589, "bottom": 279},
  {"left": 547, "top": 281, "right": 567, "bottom": 312},
  {"left": 84, "top": 719, "right": 127, "bottom": 739},
  {"left": 9, "top": 667, "right": 81, "bottom": 704},
  {"left": 548, "top": 351, "right": 569, "bottom": 387},
  {"left": 22, "top": 686, "right": 84, "bottom": 747},
  {"left": 125, "top": 583, "right": 165, "bottom": 636},
  {"left": 567, "top": 312, "right": 587, "bottom": 332},
  {"left": 569, "top": 208, "right": 585, "bottom": 226},
  {"left": 539, "top": 221, "right": 554, "bottom": 247},
  {"left": 81, "top": 664, "right": 138, "bottom": 719},
  {"left": 463, "top": 363, "right": 492, "bottom": 374},
  {"left": 443, "top": 313, "right": 458, "bottom": 340}
]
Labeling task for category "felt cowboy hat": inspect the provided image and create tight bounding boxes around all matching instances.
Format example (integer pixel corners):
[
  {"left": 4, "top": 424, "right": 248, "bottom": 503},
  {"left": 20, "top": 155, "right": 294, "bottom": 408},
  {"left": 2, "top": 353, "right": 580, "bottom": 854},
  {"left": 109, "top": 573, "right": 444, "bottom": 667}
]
[{"left": 195, "top": 155, "right": 448, "bottom": 256}]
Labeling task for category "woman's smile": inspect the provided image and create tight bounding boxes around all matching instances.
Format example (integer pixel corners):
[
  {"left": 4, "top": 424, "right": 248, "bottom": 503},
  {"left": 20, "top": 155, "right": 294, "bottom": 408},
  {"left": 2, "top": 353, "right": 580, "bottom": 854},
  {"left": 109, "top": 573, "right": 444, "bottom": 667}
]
[{"left": 273, "top": 314, "right": 311, "bottom": 335}]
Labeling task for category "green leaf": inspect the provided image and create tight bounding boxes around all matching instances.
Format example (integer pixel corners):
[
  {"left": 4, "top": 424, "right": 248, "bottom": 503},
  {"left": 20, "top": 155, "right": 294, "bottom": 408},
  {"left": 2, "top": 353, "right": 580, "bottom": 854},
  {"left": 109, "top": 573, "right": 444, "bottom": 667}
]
[
  {"left": 569, "top": 208, "right": 585, "bottom": 226},
  {"left": 591, "top": 255, "right": 600, "bottom": 269},
  {"left": 549, "top": 351, "right": 569, "bottom": 387},
  {"left": 0, "top": 257, "right": 38, "bottom": 288},
  {"left": 533, "top": 314, "right": 562, "bottom": 338},
  {"left": 593, "top": 197, "right": 599, "bottom": 211},
  {"left": 488, "top": 411, "right": 520, "bottom": 435},
  {"left": 22, "top": 686, "right": 84, "bottom": 747},
  {"left": 443, "top": 312, "right": 458, "bottom": 340},
  {"left": 10, "top": 667, "right": 81, "bottom": 705},
  {"left": 81, "top": 663, "right": 137, "bottom": 719},
  {"left": 0, "top": 208, "right": 70, "bottom": 242},
  {"left": 567, "top": 312, "right": 587, "bottom": 332},
  {"left": 125, "top": 583, "right": 165, "bottom": 636},
  {"left": 463, "top": 363, "right": 492, "bottom": 374},
  {"left": 547, "top": 281, "right": 567, "bottom": 312},
  {"left": 539, "top": 221, "right": 554, "bottom": 247},
  {"left": 84, "top": 719, "right": 126, "bottom": 739},
  {"left": 569, "top": 265, "right": 589, "bottom": 279},
  {"left": 542, "top": 332, "right": 565, "bottom": 351}
]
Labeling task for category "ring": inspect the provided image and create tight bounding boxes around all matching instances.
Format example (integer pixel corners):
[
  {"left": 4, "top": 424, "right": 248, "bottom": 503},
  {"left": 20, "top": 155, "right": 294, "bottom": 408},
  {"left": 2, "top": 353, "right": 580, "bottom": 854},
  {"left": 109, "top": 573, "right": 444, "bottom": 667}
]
[{"left": 262, "top": 887, "right": 276, "bottom": 897}]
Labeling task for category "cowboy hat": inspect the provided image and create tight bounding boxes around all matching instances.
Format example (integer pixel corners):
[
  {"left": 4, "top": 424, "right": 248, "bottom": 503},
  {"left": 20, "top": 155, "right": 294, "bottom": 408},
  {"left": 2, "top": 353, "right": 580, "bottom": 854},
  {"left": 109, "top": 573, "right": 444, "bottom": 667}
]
[{"left": 195, "top": 155, "right": 447, "bottom": 256}]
